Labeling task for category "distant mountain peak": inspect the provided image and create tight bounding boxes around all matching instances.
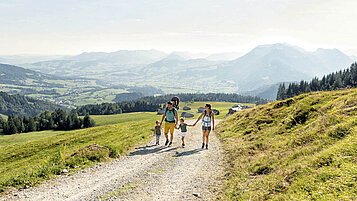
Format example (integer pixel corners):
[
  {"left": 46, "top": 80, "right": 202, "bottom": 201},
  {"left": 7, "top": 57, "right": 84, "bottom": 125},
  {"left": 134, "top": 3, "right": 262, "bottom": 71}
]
[{"left": 163, "top": 53, "right": 187, "bottom": 61}]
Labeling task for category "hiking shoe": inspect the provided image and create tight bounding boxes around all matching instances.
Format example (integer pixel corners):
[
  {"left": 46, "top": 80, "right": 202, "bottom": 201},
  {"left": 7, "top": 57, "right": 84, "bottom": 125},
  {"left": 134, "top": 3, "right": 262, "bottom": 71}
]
[
  {"left": 202, "top": 143, "right": 205, "bottom": 149},
  {"left": 169, "top": 142, "right": 172, "bottom": 146},
  {"left": 182, "top": 144, "right": 185, "bottom": 148},
  {"left": 206, "top": 144, "right": 208, "bottom": 149},
  {"left": 165, "top": 140, "right": 169, "bottom": 146}
]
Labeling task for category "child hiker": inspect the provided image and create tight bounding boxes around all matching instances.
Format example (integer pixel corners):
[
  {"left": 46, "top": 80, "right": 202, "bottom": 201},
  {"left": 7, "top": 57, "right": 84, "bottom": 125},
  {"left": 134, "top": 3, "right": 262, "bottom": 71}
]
[
  {"left": 154, "top": 120, "right": 161, "bottom": 145},
  {"left": 176, "top": 118, "right": 193, "bottom": 148}
]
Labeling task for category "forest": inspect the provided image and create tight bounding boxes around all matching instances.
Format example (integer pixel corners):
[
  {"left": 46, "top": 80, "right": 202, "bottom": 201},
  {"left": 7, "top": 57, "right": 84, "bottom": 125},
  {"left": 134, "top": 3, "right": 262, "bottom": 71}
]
[
  {"left": 0, "top": 109, "right": 95, "bottom": 135},
  {"left": 74, "top": 93, "right": 267, "bottom": 115},
  {"left": 0, "top": 91, "right": 64, "bottom": 117},
  {"left": 73, "top": 100, "right": 160, "bottom": 115},
  {"left": 277, "top": 62, "right": 357, "bottom": 100},
  {"left": 135, "top": 93, "right": 268, "bottom": 105}
]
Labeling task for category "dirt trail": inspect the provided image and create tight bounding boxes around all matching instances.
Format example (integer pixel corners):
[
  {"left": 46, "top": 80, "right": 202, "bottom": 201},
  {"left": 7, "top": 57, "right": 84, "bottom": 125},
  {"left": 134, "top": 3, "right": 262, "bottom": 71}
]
[{"left": 3, "top": 119, "right": 223, "bottom": 201}]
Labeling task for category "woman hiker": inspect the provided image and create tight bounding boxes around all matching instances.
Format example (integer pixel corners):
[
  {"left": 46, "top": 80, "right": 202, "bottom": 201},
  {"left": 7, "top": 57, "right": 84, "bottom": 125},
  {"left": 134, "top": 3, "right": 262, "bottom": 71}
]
[{"left": 193, "top": 103, "right": 215, "bottom": 149}]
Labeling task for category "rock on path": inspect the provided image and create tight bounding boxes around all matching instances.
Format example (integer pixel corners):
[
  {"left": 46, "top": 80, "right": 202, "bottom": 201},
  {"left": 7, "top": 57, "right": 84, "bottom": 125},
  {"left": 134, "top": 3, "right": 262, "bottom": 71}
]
[{"left": 3, "top": 120, "right": 223, "bottom": 201}]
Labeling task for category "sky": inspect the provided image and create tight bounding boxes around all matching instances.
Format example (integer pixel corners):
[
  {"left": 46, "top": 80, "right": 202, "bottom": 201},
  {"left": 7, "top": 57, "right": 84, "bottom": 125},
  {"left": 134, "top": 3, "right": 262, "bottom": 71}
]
[{"left": 1, "top": 0, "right": 357, "bottom": 55}]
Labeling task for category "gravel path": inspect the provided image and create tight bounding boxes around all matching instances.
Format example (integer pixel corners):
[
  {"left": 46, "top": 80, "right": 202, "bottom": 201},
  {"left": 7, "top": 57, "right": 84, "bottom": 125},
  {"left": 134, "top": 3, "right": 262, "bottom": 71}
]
[{"left": 3, "top": 119, "right": 223, "bottom": 201}]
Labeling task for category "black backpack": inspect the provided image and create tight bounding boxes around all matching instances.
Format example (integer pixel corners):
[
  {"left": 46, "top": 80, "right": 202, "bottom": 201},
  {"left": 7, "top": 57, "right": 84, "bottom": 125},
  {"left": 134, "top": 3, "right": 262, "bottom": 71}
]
[{"left": 171, "top": 96, "right": 180, "bottom": 110}]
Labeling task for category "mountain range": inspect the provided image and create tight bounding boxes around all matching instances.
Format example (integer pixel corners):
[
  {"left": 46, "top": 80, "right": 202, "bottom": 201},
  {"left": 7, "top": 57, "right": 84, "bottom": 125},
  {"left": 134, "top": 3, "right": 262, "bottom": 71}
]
[{"left": 6, "top": 43, "right": 357, "bottom": 99}]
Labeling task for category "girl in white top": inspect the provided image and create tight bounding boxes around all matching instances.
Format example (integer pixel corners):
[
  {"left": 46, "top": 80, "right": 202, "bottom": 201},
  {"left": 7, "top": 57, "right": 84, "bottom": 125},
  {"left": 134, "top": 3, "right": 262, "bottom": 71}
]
[{"left": 193, "top": 103, "right": 215, "bottom": 149}]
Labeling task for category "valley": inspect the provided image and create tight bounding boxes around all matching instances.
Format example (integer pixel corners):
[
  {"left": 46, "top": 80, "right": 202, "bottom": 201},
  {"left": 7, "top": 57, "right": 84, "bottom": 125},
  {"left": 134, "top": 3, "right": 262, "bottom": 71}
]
[{"left": 18, "top": 43, "right": 356, "bottom": 96}]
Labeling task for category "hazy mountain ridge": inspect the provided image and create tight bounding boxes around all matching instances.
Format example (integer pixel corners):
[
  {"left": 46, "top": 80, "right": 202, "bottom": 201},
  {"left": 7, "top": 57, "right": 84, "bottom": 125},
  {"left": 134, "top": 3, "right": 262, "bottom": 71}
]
[
  {"left": 16, "top": 43, "right": 357, "bottom": 95},
  {"left": 70, "top": 49, "right": 167, "bottom": 64},
  {"left": 214, "top": 43, "right": 355, "bottom": 91}
]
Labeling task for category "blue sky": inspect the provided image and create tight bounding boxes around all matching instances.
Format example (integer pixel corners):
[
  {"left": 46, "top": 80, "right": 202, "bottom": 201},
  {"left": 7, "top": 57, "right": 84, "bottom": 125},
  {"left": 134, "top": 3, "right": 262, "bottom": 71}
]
[{"left": 1, "top": 0, "right": 357, "bottom": 55}]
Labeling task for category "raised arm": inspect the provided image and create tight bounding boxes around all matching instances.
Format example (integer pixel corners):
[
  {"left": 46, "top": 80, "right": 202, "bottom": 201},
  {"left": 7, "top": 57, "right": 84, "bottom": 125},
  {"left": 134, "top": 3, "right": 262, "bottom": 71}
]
[{"left": 193, "top": 111, "right": 204, "bottom": 126}]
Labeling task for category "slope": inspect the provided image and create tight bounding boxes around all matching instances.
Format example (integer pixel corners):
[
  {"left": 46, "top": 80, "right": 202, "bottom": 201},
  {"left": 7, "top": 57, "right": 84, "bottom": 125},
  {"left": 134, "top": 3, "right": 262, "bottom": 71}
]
[
  {"left": 215, "top": 43, "right": 355, "bottom": 91},
  {"left": 0, "top": 91, "right": 65, "bottom": 117},
  {"left": 217, "top": 88, "right": 357, "bottom": 200}
]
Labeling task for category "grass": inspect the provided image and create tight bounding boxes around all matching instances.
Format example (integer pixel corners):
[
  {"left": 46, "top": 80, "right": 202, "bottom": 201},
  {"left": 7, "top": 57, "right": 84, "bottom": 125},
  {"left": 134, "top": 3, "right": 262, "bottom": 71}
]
[
  {"left": 0, "top": 112, "right": 157, "bottom": 193},
  {"left": 0, "top": 101, "right": 250, "bottom": 194},
  {"left": 216, "top": 88, "right": 357, "bottom": 200},
  {"left": 0, "top": 130, "right": 67, "bottom": 147},
  {"left": 90, "top": 112, "right": 156, "bottom": 126}
]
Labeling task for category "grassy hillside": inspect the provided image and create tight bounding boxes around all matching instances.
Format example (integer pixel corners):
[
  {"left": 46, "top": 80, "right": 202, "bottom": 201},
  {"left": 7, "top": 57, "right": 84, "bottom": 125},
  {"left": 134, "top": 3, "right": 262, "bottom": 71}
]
[
  {"left": 0, "top": 101, "right": 250, "bottom": 193},
  {"left": 217, "top": 88, "right": 357, "bottom": 200},
  {"left": 0, "top": 112, "right": 156, "bottom": 193}
]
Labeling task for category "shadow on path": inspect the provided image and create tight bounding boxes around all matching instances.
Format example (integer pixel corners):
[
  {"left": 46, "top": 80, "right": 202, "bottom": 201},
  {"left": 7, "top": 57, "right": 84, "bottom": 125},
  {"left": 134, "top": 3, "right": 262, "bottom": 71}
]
[
  {"left": 129, "top": 145, "right": 167, "bottom": 156},
  {"left": 174, "top": 148, "right": 203, "bottom": 157}
]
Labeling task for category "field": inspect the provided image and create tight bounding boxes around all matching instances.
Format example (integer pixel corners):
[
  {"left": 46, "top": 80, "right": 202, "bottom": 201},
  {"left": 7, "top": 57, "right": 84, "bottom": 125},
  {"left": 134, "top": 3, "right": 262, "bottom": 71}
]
[
  {"left": 0, "top": 112, "right": 157, "bottom": 193},
  {"left": 0, "top": 101, "right": 242, "bottom": 193},
  {"left": 217, "top": 89, "right": 357, "bottom": 200},
  {"left": 90, "top": 112, "right": 156, "bottom": 126}
]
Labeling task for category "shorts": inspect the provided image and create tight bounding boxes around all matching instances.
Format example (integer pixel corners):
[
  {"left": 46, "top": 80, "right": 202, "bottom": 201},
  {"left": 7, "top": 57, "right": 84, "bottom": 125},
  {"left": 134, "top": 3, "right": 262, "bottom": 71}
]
[
  {"left": 164, "top": 123, "right": 175, "bottom": 134},
  {"left": 202, "top": 126, "right": 211, "bottom": 131},
  {"left": 181, "top": 132, "right": 187, "bottom": 137},
  {"left": 155, "top": 134, "right": 161, "bottom": 140}
]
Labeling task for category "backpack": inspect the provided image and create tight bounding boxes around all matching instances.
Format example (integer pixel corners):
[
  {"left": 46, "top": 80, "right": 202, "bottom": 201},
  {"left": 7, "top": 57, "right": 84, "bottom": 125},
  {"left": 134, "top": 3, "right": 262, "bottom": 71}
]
[
  {"left": 171, "top": 96, "right": 180, "bottom": 110},
  {"left": 165, "top": 107, "right": 177, "bottom": 123}
]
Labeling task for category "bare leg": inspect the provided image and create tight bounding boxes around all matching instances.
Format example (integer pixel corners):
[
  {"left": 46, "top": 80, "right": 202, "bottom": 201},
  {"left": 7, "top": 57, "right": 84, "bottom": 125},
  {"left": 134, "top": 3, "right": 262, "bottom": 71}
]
[
  {"left": 206, "top": 130, "right": 211, "bottom": 144},
  {"left": 182, "top": 136, "right": 185, "bottom": 144},
  {"left": 202, "top": 130, "right": 206, "bottom": 143},
  {"left": 203, "top": 130, "right": 210, "bottom": 144},
  {"left": 170, "top": 133, "right": 174, "bottom": 142},
  {"left": 165, "top": 132, "right": 168, "bottom": 140}
]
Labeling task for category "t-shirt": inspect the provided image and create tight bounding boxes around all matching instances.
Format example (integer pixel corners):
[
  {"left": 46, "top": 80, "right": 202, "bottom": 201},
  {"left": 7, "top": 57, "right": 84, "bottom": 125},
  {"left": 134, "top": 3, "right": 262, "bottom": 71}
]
[
  {"left": 179, "top": 123, "right": 187, "bottom": 132},
  {"left": 164, "top": 107, "right": 177, "bottom": 122},
  {"left": 202, "top": 111, "right": 212, "bottom": 127},
  {"left": 155, "top": 126, "right": 161, "bottom": 135}
]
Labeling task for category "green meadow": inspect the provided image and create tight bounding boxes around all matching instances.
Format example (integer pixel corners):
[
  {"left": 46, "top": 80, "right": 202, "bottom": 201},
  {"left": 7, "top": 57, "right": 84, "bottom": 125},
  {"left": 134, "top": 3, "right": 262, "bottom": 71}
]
[
  {"left": 0, "top": 101, "right": 239, "bottom": 193},
  {"left": 217, "top": 89, "right": 357, "bottom": 200},
  {"left": 0, "top": 112, "right": 156, "bottom": 193}
]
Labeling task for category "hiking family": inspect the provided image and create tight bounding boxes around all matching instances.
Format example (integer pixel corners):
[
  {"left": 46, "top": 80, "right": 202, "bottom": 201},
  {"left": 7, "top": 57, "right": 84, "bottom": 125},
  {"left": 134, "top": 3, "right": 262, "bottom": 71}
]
[{"left": 155, "top": 97, "right": 215, "bottom": 149}]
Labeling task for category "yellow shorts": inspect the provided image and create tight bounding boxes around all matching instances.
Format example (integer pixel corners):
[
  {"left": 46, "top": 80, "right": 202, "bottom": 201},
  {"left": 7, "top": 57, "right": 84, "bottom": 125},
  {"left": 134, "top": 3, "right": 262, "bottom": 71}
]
[{"left": 164, "top": 123, "right": 175, "bottom": 134}]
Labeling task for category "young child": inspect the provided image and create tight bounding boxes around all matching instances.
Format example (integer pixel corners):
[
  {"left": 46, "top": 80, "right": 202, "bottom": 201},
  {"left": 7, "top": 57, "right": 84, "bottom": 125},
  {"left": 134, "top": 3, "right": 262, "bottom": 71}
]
[
  {"left": 154, "top": 120, "right": 161, "bottom": 145},
  {"left": 176, "top": 118, "right": 192, "bottom": 147}
]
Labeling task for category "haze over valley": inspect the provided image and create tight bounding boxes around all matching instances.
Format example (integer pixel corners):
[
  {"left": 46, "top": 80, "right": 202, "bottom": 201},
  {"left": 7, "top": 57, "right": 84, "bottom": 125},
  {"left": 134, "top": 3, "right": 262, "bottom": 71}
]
[{"left": 0, "top": 43, "right": 355, "bottom": 105}]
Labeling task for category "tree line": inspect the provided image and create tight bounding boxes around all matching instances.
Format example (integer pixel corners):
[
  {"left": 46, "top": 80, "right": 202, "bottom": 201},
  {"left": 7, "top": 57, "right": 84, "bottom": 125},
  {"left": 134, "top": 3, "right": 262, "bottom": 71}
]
[
  {"left": 73, "top": 100, "right": 160, "bottom": 116},
  {"left": 0, "top": 109, "right": 95, "bottom": 135},
  {"left": 277, "top": 63, "right": 357, "bottom": 100},
  {"left": 136, "top": 93, "right": 268, "bottom": 105},
  {"left": 74, "top": 93, "right": 268, "bottom": 116}
]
